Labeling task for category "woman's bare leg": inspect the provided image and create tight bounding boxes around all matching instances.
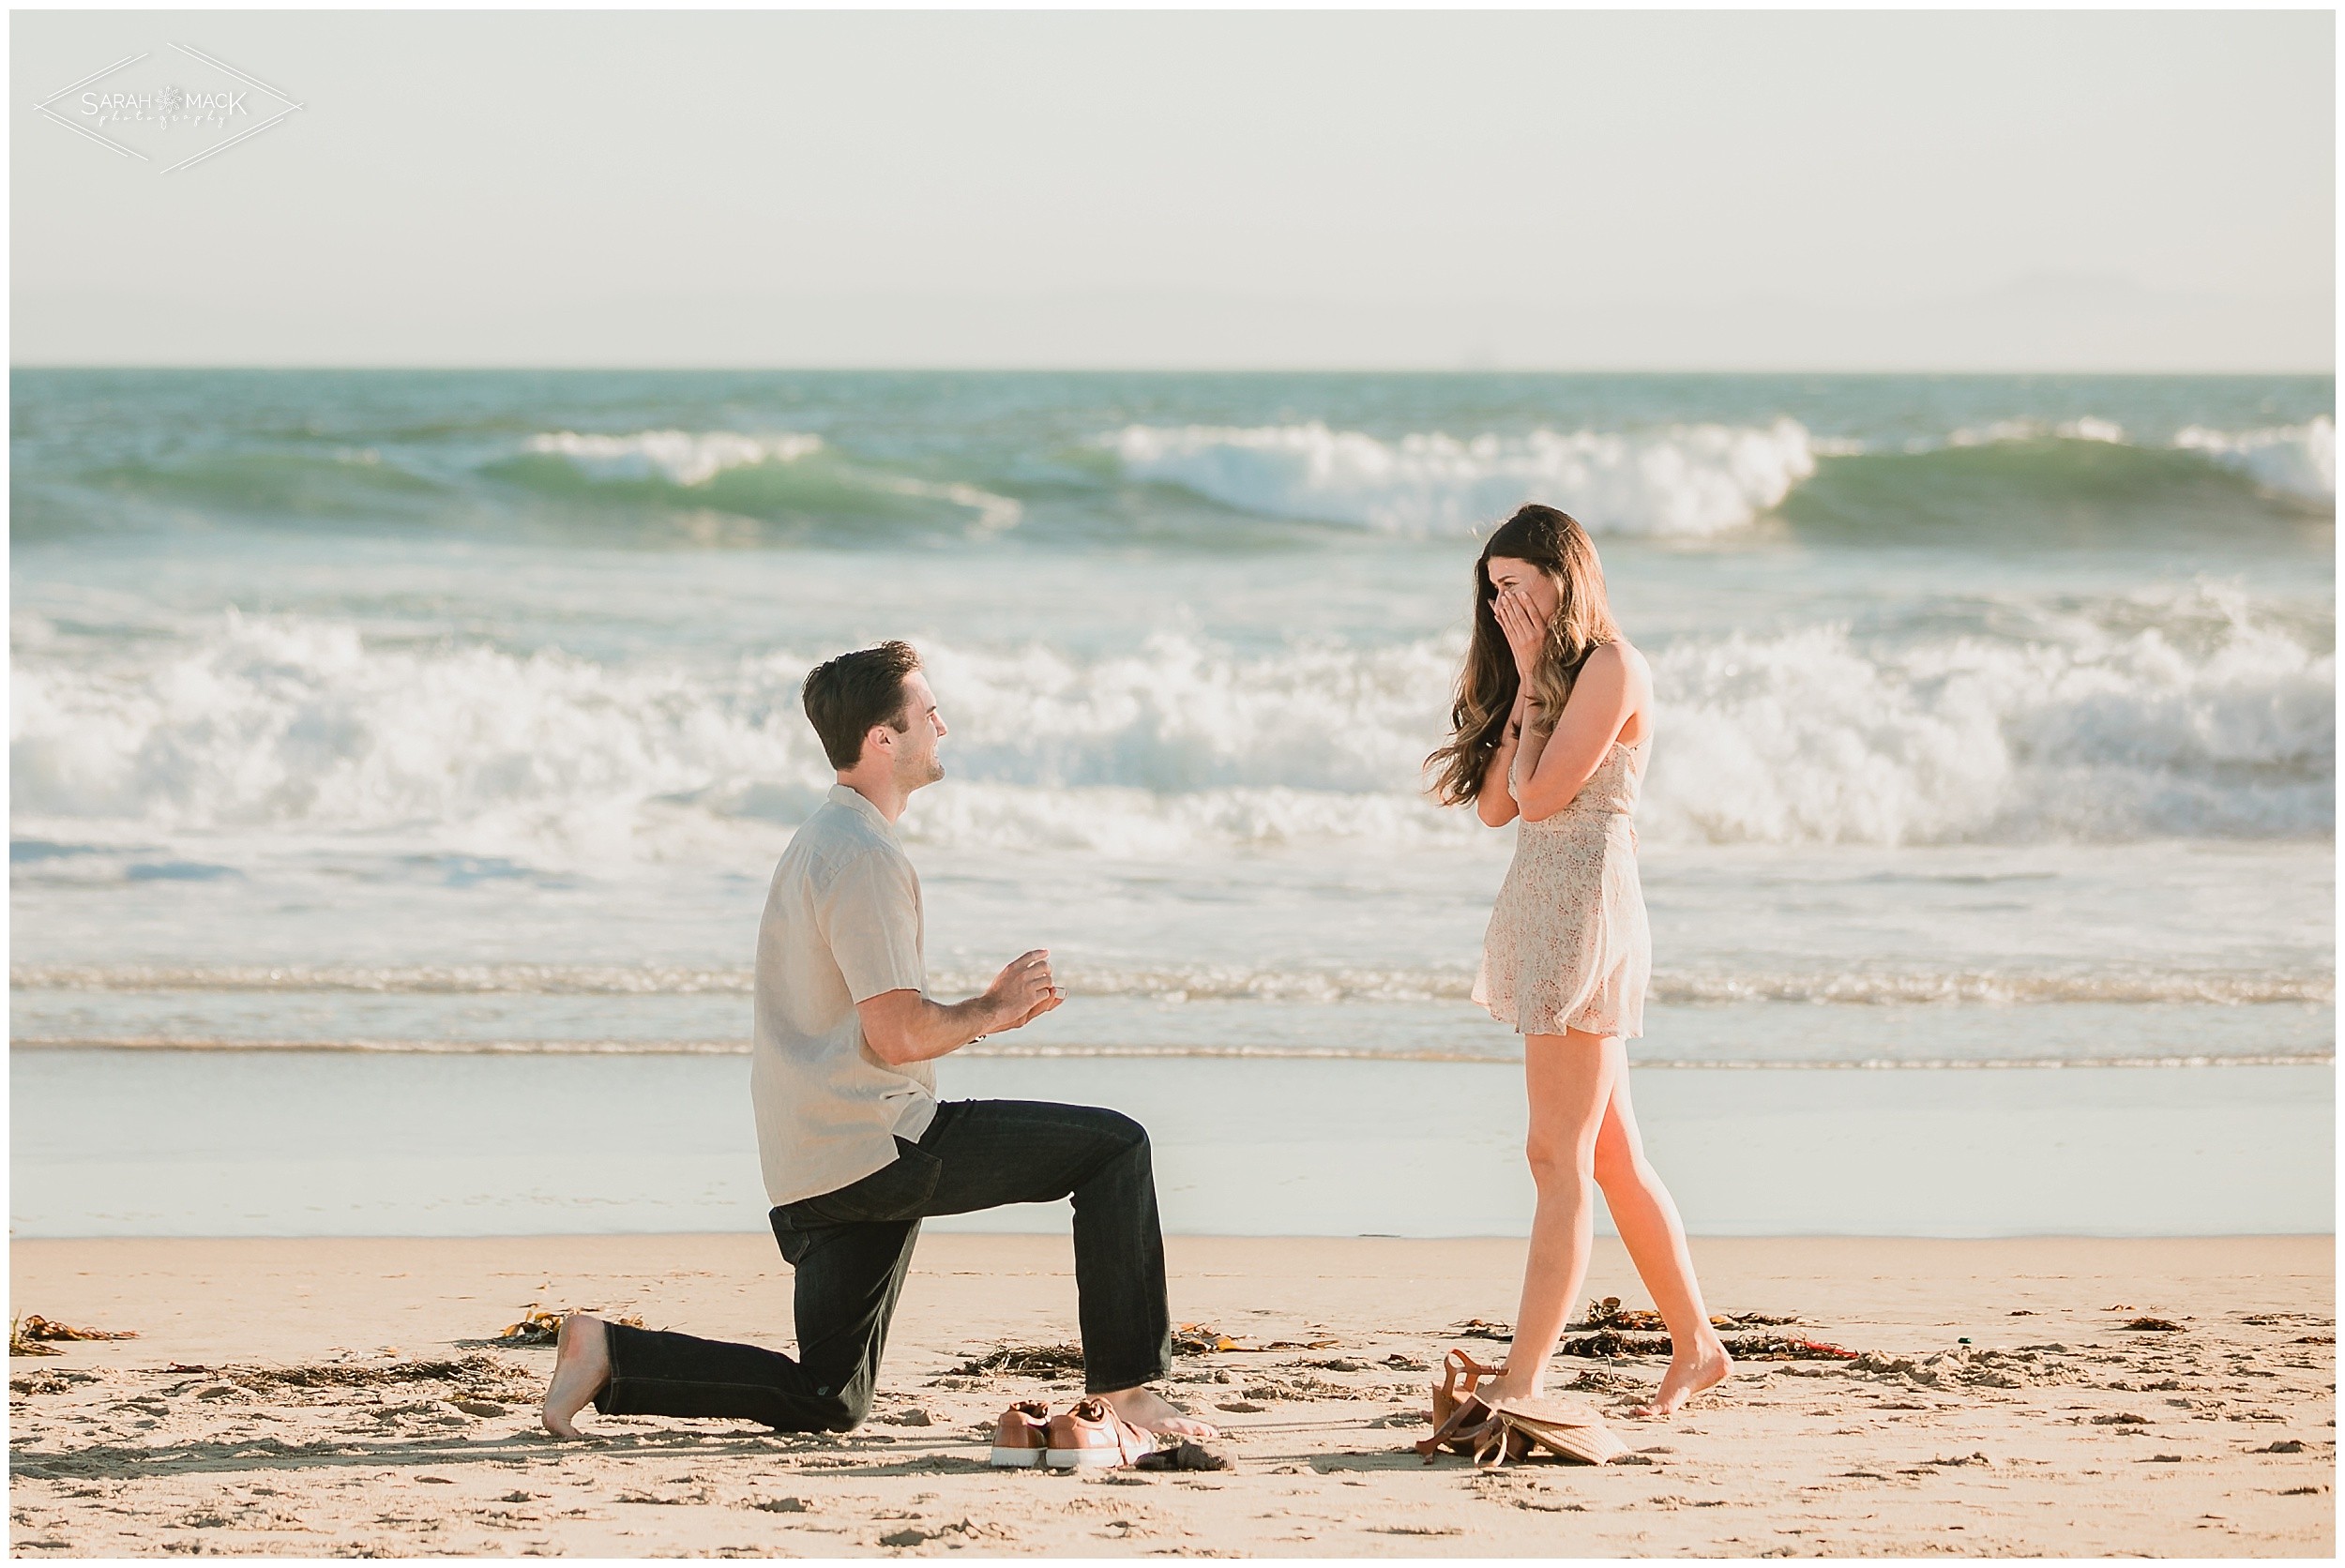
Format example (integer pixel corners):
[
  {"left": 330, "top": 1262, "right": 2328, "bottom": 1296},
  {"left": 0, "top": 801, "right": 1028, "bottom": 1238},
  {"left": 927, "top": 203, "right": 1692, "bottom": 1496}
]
[
  {"left": 1479, "top": 1030, "right": 1621, "bottom": 1405},
  {"left": 1592, "top": 1071, "right": 1732, "bottom": 1417}
]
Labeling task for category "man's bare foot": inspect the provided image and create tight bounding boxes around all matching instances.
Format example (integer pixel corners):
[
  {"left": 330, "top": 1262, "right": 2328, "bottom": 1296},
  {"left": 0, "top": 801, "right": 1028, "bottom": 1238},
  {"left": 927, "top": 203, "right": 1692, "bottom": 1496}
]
[
  {"left": 1098, "top": 1385, "right": 1218, "bottom": 1440},
  {"left": 540, "top": 1313, "right": 611, "bottom": 1439},
  {"left": 1632, "top": 1338, "right": 1732, "bottom": 1419}
]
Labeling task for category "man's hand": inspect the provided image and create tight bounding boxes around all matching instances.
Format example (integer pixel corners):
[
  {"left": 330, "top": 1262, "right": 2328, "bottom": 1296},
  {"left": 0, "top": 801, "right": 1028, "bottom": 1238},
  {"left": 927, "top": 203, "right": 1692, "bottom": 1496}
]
[
  {"left": 857, "top": 949, "right": 1065, "bottom": 1066},
  {"left": 984, "top": 949, "right": 1065, "bottom": 1033}
]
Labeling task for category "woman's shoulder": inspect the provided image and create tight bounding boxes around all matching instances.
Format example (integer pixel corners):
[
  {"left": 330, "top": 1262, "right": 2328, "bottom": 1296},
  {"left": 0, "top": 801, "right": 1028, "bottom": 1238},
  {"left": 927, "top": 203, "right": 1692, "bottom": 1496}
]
[
  {"left": 1583, "top": 638, "right": 1652, "bottom": 700},
  {"left": 1583, "top": 638, "right": 1647, "bottom": 677}
]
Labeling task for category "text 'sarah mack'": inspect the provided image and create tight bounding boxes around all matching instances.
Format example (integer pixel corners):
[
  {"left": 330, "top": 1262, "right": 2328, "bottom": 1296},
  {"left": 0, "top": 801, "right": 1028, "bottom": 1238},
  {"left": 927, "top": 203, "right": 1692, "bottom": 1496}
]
[{"left": 82, "top": 87, "right": 250, "bottom": 127}]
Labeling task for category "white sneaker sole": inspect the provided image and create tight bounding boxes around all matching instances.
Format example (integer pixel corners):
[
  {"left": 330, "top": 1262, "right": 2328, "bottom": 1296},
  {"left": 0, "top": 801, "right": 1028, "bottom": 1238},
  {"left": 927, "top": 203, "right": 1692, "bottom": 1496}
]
[
  {"left": 989, "top": 1446, "right": 1047, "bottom": 1469},
  {"left": 1043, "top": 1446, "right": 1128, "bottom": 1470}
]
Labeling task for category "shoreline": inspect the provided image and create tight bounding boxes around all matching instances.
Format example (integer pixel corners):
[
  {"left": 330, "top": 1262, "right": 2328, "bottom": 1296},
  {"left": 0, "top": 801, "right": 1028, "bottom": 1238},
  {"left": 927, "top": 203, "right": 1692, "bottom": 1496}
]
[
  {"left": 15, "top": 1053, "right": 2333, "bottom": 1240},
  {"left": 7, "top": 1035, "right": 2335, "bottom": 1069},
  {"left": 10, "top": 1233, "right": 2334, "bottom": 1556}
]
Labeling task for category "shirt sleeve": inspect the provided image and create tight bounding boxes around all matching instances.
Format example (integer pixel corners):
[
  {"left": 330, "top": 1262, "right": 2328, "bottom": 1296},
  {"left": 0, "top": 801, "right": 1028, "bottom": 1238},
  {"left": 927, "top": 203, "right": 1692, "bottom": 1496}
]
[{"left": 815, "top": 848, "right": 926, "bottom": 1003}]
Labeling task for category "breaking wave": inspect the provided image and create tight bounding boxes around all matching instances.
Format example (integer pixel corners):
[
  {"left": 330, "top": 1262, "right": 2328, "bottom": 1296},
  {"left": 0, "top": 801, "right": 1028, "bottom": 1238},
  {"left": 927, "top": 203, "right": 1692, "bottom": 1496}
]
[
  {"left": 1108, "top": 419, "right": 1820, "bottom": 537},
  {"left": 2172, "top": 417, "right": 2336, "bottom": 504},
  {"left": 495, "top": 430, "right": 1023, "bottom": 535},
  {"left": 1936, "top": 415, "right": 2131, "bottom": 448},
  {"left": 29, "top": 411, "right": 2326, "bottom": 550},
  {"left": 1893, "top": 413, "right": 2331, "bottom": 507},
  {"left": 1642, "top": 596, "right": 2334, "bottom": 843},
  {"left": 9, "top": 586, "right": 2330, "bottom": 858},
  {"left": 522, "top": 430, "right": 825, "bottom": 486},
  {"left": 1106, "top": 415, "right": 2333, "bottom": 540}
]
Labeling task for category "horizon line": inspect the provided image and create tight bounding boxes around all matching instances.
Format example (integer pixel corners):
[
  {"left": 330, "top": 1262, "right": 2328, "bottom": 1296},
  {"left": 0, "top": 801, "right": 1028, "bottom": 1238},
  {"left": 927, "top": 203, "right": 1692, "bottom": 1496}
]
[{"left": 12, "top": 363, "right": 2338, "bottom": 379}]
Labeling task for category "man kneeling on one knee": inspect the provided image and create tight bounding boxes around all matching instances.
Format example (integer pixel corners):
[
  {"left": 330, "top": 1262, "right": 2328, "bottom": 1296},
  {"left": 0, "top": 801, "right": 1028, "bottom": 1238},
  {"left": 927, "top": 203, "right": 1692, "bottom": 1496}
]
[{"left": 542, "top": 641, "right": 1216, "bottom": 1449}]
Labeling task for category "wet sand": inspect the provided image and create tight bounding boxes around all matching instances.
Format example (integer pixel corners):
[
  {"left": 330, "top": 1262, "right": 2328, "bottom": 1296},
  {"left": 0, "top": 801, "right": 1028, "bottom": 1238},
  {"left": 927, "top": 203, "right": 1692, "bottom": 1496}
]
[
  {"left": 13, "top": 1051, "right": 2333, "bottom": 1240},
  {"left": 9, "top": 1233, "right": 2335, "bottom": 1556}
]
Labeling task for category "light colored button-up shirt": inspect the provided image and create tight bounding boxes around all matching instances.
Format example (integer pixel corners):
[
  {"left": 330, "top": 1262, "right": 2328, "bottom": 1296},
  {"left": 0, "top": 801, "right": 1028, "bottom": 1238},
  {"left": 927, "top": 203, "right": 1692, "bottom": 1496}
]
[{"left": 750, "top": 783, "right": 937, "bottom": 1207}]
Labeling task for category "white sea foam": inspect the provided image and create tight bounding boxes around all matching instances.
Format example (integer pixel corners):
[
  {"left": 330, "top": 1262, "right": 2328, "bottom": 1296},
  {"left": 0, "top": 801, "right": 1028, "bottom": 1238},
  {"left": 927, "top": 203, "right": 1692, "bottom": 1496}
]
[
  {"left": 9, "top": 591, "right": 2330, "bottom": 859},
  {"left": 2171, "top": 416, "right": 2336, "bottom": 503},
  {"left": 9, "top": 611, "right": 822, "bottom": 862},
  {"left": 523, "top": 430, "right": 825, "bottom": 486},
  {"left": 1936, "top": 416, "right": 2129, "bottom": 449},
  {"left": 883, "top": 475, "right": 1024, "bottom": 535},
  {"left": 1107, "top": 419, "right": 1819, "bottom": 537},
  {"left": 519, "top": 429, "right": 1022, "bottom": 532},
  {"left": 12, "top": 960, "right": 2326, "bottom": 1008},
  {"left": 1643, "top": 589, "right": 2333, "bottom": 844},
  {"left": 1899, "top": 414, "right": 2336, "bottom": 505}
]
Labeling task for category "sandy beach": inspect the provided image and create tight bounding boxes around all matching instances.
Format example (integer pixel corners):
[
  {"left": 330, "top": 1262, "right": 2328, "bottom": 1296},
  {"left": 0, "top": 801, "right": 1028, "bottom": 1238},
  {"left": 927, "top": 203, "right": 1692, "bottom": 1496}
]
[{"left": 8, "top": 1232, "right": 2333, "bottom": 1556}]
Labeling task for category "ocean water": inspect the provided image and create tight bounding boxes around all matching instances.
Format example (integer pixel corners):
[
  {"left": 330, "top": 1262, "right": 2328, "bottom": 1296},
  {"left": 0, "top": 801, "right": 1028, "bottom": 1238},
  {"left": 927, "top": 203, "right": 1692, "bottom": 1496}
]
[{"left": 10, "top": 369, "right": 2335, "bottom": 1233}]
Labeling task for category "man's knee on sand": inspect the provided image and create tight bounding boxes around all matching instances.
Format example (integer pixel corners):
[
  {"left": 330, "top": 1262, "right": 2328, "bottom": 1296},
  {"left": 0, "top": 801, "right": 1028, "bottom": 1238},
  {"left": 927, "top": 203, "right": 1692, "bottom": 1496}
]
[
  {"left": 807, "top": 1380, "right": 875, "bottom": 1433},
  {"left": 812, "top": 1395, "right": 870, "bottom": 1434}
]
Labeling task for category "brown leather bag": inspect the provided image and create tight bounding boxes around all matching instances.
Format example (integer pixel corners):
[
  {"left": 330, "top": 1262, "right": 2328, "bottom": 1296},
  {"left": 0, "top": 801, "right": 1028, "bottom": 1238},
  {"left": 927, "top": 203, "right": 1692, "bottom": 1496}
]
[{"left": 1415, "top": 1349, "right": 1628, "bottom": 1468}]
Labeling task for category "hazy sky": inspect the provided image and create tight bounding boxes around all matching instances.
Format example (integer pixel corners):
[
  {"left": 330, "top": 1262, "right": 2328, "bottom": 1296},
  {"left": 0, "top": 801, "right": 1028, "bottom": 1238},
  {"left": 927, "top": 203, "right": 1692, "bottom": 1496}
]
[{"left": 11, "top": 8, "right": 2335, "bottom": 370}]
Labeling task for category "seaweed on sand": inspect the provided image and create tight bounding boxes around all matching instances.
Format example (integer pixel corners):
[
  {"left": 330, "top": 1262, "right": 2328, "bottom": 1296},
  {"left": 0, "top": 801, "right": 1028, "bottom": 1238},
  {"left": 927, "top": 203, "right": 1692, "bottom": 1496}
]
[
  {"left": 476, "top": 1306, "right": 645, "bottom": 1347},
  {"left": 1554, "top": 1329, "right": 1859, "bottom": 1362},
  {"left": 221, "top": 1353, "right": 541, "bottom": 1402},
  {"left": 10, "top": 1322, "right": 61, "bottom": 1358},
  {"left": 954, "top": 1343, "right": 1087, "bottom": 1377},
  {"left": 1457, "top": 1304, "right": 1823, "bottom": 1356},
  {"left": 1173, "top": 1322, "right": 1339, "bottom": 1354},
  {"left": 1574, "top": 1297, "right": 1800, "bottom": 1332},
  {"left": 12, "top": 1316, "right": 137, "bottom": 1356},
  {"left": 1453, "top": 1319, "right": 1514, "bottom": 1341}
]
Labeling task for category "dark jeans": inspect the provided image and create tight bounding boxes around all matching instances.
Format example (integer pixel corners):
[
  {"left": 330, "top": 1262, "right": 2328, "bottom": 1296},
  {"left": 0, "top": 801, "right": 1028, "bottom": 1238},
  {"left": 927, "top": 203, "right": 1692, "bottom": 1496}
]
[{"left": 594, "top": 1098, "right": 1171, "bottom": 1432}]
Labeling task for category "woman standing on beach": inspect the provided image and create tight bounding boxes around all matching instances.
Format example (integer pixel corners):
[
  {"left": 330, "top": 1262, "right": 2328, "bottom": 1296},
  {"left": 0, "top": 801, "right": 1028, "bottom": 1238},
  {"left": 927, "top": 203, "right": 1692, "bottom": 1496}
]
[{"left": 1428, "top": 504, "right": 1731, "bottom": 1419}]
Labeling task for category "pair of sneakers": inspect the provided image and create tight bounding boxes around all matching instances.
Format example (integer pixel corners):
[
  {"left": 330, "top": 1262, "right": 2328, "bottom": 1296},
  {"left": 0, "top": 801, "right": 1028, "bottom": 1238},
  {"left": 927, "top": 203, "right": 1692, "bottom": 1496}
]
[{"left": 989, "top": 1396, "right": 1154, "bottom": 1470}]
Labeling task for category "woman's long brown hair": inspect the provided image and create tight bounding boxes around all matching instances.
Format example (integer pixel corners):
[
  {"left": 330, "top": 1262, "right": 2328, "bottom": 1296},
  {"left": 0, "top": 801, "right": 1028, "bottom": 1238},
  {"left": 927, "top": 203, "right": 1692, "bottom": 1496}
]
[{"left": 1425, "top": 504, "right": 1621, "bottom": 807}]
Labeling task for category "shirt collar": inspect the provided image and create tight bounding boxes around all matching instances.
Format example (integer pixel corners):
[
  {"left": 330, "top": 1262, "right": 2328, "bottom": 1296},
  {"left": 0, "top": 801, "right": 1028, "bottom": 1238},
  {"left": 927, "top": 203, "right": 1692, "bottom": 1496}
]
[{"left": 827, "top": 782, "right": 899, "bottom": 838}]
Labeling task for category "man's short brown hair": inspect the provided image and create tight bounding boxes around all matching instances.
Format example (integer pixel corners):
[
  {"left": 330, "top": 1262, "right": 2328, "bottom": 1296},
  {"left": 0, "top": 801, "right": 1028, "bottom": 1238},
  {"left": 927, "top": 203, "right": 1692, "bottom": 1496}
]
[{"left": 802, "top": 641, "right": 922, "bottom": 770}]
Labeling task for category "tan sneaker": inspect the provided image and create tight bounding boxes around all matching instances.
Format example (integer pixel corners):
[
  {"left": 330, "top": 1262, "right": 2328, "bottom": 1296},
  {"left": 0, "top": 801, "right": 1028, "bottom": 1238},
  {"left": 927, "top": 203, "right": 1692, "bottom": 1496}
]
[
  {"left": 1043, "top": 1396, "right": 1153, "bottom": 1470},
  {"left": 988, "top": 1400, "right": 1051, "bottom": 1469}
]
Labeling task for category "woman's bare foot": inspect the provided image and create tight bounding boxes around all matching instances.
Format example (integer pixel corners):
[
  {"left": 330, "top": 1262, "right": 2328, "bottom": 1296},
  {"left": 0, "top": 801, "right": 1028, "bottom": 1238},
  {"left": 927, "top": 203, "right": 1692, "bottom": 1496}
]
[
  {"left": 1632, "top": 1338, "right": 1732, "bottom": 1418},
  {"left": 540, "top": 1313, "right": 611, "bottom": 1439},
  {"left": 1098, "top": 1385, "right": 1218, "bottom": 1440},
  {"left": 1466, "top": 1367, "right": 1544, "bottom": 1409}
]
